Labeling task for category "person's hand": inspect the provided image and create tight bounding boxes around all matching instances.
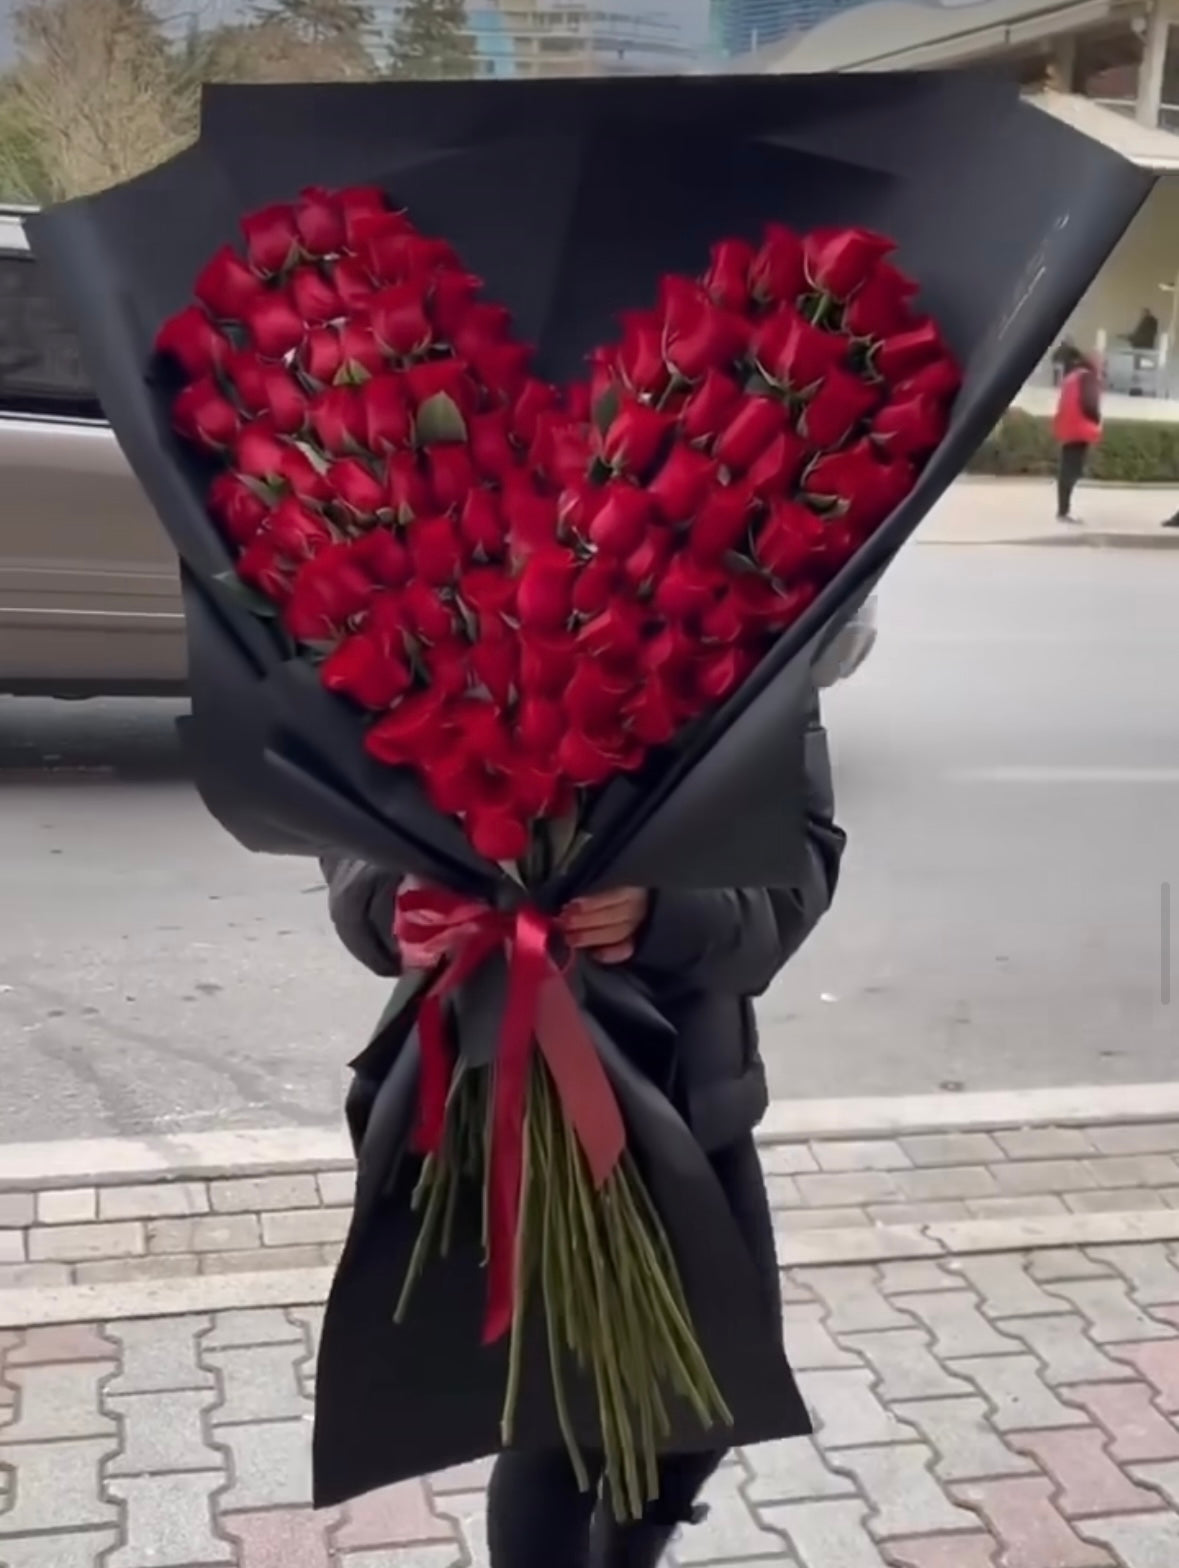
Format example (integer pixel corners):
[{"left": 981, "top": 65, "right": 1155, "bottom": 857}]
[{"left": 559, "top": 887, "right": 650, "bottom": 965}]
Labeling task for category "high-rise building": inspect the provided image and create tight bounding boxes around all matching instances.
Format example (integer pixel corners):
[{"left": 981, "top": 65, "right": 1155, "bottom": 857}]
[
  {"left": 708, "top": 0, "right": 871, "bottom": 59},
  {"left": 472, "top": 1, "right": 697, "bottom": 77}
]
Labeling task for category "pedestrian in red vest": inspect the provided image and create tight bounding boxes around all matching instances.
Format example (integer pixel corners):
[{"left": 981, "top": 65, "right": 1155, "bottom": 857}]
[{"left": 1052, "top": 345, "right": 1102, "bottom": 523}]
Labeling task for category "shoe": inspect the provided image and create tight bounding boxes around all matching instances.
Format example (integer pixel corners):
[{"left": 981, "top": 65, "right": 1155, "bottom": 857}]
[
  {"left": 1162, "top": 514, "right": 1179, "bottom": 529},
  {"left": 588, "top": 1504, "right": 708, "bottom": 1567},
  {"left": 1056, "top": 513, "right": 1083, "bottom": 525}
]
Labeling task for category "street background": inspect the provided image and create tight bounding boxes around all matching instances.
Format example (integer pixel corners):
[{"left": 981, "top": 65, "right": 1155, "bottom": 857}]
[{"left": 2, "top": 481, "right": 1177, "bottom": 1144}]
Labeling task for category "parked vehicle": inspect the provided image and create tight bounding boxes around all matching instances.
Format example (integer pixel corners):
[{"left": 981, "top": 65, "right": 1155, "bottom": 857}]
[{"left": 0, "top": 205, "right": 875, "bottom": 698}]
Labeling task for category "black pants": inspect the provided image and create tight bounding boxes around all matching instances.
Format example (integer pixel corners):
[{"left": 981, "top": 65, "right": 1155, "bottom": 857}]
[
  {"left": 485, "top": 1135, "right": 781, "bottom": 1568},
  {"left": 1057, "top": 442, "right": 1087, "bottom": 518}
]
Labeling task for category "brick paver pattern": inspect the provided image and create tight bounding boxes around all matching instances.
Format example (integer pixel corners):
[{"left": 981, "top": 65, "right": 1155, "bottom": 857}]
[{"left": 7, "top": 1244, "right": 1179, "bottom": 1565}]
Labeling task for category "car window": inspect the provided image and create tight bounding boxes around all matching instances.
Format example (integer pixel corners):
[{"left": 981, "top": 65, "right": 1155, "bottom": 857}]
[{"left": 0, "top": 245, "right": 103, "bottom": 419}]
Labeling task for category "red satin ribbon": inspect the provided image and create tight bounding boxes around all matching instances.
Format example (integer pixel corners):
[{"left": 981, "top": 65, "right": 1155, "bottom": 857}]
[{"left": 394, "top": 884, "right": 627, "bottom": 1345}]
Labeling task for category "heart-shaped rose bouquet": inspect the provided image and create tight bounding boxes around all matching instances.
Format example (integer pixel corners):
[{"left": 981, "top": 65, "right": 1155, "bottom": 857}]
[
  {"left": 160, "top": 183, "right": 958, "bottom": 868},
  {"left": 157, "top": 182, "right": 959, "bottom": 1514}
]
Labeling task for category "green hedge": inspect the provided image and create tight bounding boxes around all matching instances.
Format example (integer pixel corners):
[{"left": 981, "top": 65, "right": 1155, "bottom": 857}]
[{"left": 968, "top": 408, "right": 1179, "bottom": 484}]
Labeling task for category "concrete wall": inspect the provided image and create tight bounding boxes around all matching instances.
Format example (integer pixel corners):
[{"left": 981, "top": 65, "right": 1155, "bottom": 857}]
[{"left": 1060, "top": 175, "right": 1179, "bottom": 353}]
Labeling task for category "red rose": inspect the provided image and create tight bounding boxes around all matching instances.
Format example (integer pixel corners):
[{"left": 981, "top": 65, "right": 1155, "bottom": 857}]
[
  {"left": 532, "top": 413, "right": 592, "bottom": 488},
  {"left": 451, "top": 302, "right": 512, "bottom": 358},
  {"left": 713, "top": 395, "right": 786, "bottom": 474},
  {"left": 696, "top": 647, "right": 744, "bottom": 703},
  {"left": 401, "top": 580, "right": 457, "bottom": 642},
  {"left": 894, "top": 357, "right": 961, "bottom": 403},
  {"left": 750, "top": 224, "right": 806, "bottom": 306},
  {"left": 746, "top": 430, "right": 810, "bottom": 499},
  {"left": 504, "top": 477, "right": 560, "bottom": 557},
  {"left": 409, "top": 515, "right": 460, "bottom": 586},
  {"left": 300, "top": 327, "right": 345, "bottom": 386},
  {"left": 426, "top": 445, "right": 476, "bottom": 513},
  {"left": 371, "top": 284, "right": 433, "bottom": 357},
  {"left": 557, "top": 479, "right": 604, "bottom": 542},
  {"left": 351, "top": 527, "right": 411, "bottom": 587},
  {"left": 688, "top": 485, "right": 751, "bottom": 561},
  {"left": 361, "top": 220, "right": 453, "bottom": 284},
  {"left": 875, "top": 320, "right": 947, "bottom": 385},
  {"left": 173, "top": 379, "right": 239, "bottom": 450},
  {"left": 420, "top": 748, "right": 475, "bottom": 816},
  {"left": 321, "top": 633, "right": 412, "bottom": 710},
  {"left": 330, "top": 258, "right": 376, "bottom": 312},
  {"left": 277, "top": 445, "right": 333, "bottom": 506},
  {"left": 517, "top": 695, "right": 564, "bottom": 752},
  {"left": 451, "top": 700, "right": 510, "bottom": 765},
  {"left": 871, "top": 393, "right": 947, "bottom": 458},
  {"left": 294, "top": 188, "right": 347, "bottom": 257},
  {"left": 241, "top": 205, "right": 300, "bottom": 277},
  {"left": 843, "top": 262, "right": 918, "bottom": 339},
  {"left": 737, "top": 576, "right": 816, "bottom": 627},
  {"left": 236, "top": 538, "right": 292, "bottom": 603},
  {"left": 804, "top": 227, "right": 894, "bottom": 300},
  {"left": 458, "top": 490, "right": 505, "bottom": 559},
  {"left": 566, "top": 384, "right": 592, "bottom": 423},
  {"left": 587, "top": 483, "right": 652, "bottom": 557},
  {"left": 519, "top": 629, "right": 577, "bottom": 696},
  {"left": 625, "top": 681, "right": 676, "bottom": 746},
  {"left": 309, "top": 386, "right": 364, "bottom": 456},
  {"left": 470, "top": 637, "right": 518, "bottom": 706},
  {"left": 208, "top": 473, "right": 271, "bottom": 546},
  {"left": 236, "top": 425, "right": 289, "bottom": 482},
  {"left": 680, "top": 370, "right": 742, "bottom": 445},
  {"left": 700, "top": 592, "right": 745, "bottom": 644},
  {"left": 289, "top": 267, "right": 343, "bottom": 327},
  {"left": 156, "top": 305, "right": 228, "bottom": 377},
  {"left": 703, "top": 238, "right": 755, "bottom": 312},
  {"left": 430, "top": 270, "right": 483, "bottom": 339},
  {"left": 648, "top": 444, "right": 717, "bottom": 525},
  {"left": 564, "top": 662, "right": 633, "bottom": 735},
  {"left": 755, "top": 499, "right": 823, "bottom": 579},
  {"left": 616, "top": 310, "right": 671, "bottom": 399},
  {"left": 422, "top": 638, "right": 471, "bottom": 700},
  {"left": 599, "top": 398, "right": 671, "bottom": 478},
  {"left": 404, "top": 360, "right": 479, "bottom": 419},
  {"left": 328, "top": 458, "right": 387, "bottom": 518},
  {"left": 557, "top": 730, "right": 629, "bottom": 788},
  {"left": 570, "top": 555, "right": 621, "bottom": 617},
  {"left": 359, "top": 376, "right": 413, "bottom": 452},
  {"left": 511, "top": 379, "right": 560, "bottom": 445},
  {"left": 339, "top": 321, "right": 386, "bottom": 380},
  {"left": 365, "top": 690, "right": 451, "bottom": 765},
  {"left": 468, "top": 410, "right": 516, "bottom": 481},
  {"left": 799, "top": 368, "right": 881, "bottom": 450},
  {"left": 266, "top": 495, "right": 332, "bottom": 561},
  {"left": 470, "top": 342, "right": 534, "bottom": 404},
  {"left": 364, "top": 590, "right": 411, "bottom": 652},
  {"left": 258, "top": 367, "right": 308, "bottom": 435},
  {"left": 387, "top": 452, "right": 431, "bottom": 522},
  {"left": 653, "top": 558, "right": 723, "bottom": 622},
  {"left": 466, "top": 808, "right": 530, "bottom": 864},
  {"left": 244, "top": 293, "right": 306, "bottom": 360},
  {"left": 283, "top": 544, "right": 375, "bottom": 642},
  {"left": 335, "top": 185, "right": 391, "bottom": 249},
  {"left": 517, "top": 546, "right": 577, "bottom": 631},
  {"left": 805, "top": 442, "right": 890, "bottom": 532},
  {"left": 195, "top": 246, "right": 265, "bottom": 320},
  {"left": 623, "top": 527, "right": 674, "bottom": 591},
  {"left": 754, "top": 308, "right": 845, "bottom": 390},
  {"left": 660, "top": 277, "right": 748, "bottom": 381}
]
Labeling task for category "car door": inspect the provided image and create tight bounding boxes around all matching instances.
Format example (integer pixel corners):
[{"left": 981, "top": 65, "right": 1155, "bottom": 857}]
[{"left": 0, "top": 209, "right": 186, "bottom": 695}]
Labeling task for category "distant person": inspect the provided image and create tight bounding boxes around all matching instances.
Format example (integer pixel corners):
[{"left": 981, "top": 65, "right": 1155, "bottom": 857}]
[
  {"left": 1128, "top": 307, "right": 1159, "bottom": 350},
  {"left": 1052, "top": 345, "right": 1102, "bottom": 524}
]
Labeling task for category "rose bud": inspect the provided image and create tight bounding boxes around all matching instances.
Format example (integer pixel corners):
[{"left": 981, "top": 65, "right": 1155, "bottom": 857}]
[
  {"left": 874, "top": 319, "right": 947, "bottom": 385},
  {"left": 571, "top": 556, "right": 621, "bottom": 618},
  {"left": 459, "top": 490, "right": 505, "bottom": 559},
  {"left": 557, "top": 730, "right": 622, "bottom": 788},
  {"left": 700, "top": 592, "right": 745, "bottom": 645},
  {"left": 648, "top": 444, "right": 717, "bottom": 525},
  {"left": 805, "top": 442, "right": 889, "bottom": 531},
  {"left": 208, "top": 473, "right": 271, "bottom": 546},
  {"left": 276, "top": 444, "right": 333, "bottom": 505},
  {"left": 504, "top": 477, "right": 560, "bottom": 558},
  {"left": 365, "top": 690, "right": 450, "bottom": 766},
  {"left": 653, "top": 558, "right": 723, "bottom": 622},
  {"left": 426, "top": 446, "right": 476, "bottom": 513},
  {"left": 195, "top": 245, "right": 265, "bottom": 320},
  {"left": 520, "top": 629, "right": 577, "bottom": 696},
  {"left": 713, "top": 395, "right": 786, "bottom": 473},
  {"left": 843, "top": 261, "right": 919, "bottom": 340},
  {"left": 240, "top": 204, "right": 299, "bottom": 277},
  {"left": 470, "top": 638, "right": 518, "bottom": 706},
  {"left": 871, "top": 393, "right": 947, "bottom": 458},
  {"left": 430, "top": 269, "right": 484, "bottom": 339},
  {"left": 330, "top": 257, "right": 376, "bottom": 311},
  {"left": 236, "top": 424, "right": 290, "bottom": 482},
  {"left": 578, "top": 602, "right": 644, "bottom": 666},
  {"left": 259, "top": 367, "right": 308, "bottom": 435},
  {"left": 469, "top": 410, "right": 516, "bottom": 481},
  {"left": 755, "top": 499, "right": 823, "bottom": 579},
  {"left": 294, "top": 189, "right": 346, "bottom": 257},
  {"left": 799, "top": 367, "right": 881, "bottom": 450},
  {"left": 736, "top": 575, "right": 816, "bottom": 626},
  {"left": 155, "top": 305, "right": 229, "bottom": 377},
  {"left": 364, "top": 590, "right": 411, "bottom": 653},
  {"left": 339, "top": 321, "right": 385, "bottom": 380},
  {"left": 565, "top": 662, "right": 633, "bottom": 735},
  {"left": 517, "top": 695, "right": 563, "bottom": 753},
  {"left": 402, "top": 579, "right": 457, "bottom": 642},
  {"left": 566, "top": 384, "right": 592, "bottom": 423},
  {"left": 875, "top": 452, "right": 918, "bottom": 521},
  {"left": 328, "top": 457, "right": 387, "bottom": 518},
  {"left": 660, "top": 277, "right": 748, "bottom": 382},
  {"left": 172, "top": 379, "right": 239, "bottom": 450},
  {"left": 451, "top": 301, "right": 512, "bottom": 357},
  {"left": 387, "top": 451, "right": 431, "bottom": 521},
  {"left": 588, "top": 483, "right": 652, "bottom": 558},
  {"left": 410, "top": 514, "right": 461, "bottom": 586},
  {"left": 309, "top": 385, "right": 364, "bottom": 456},
  {"left": 703, "top": 237, "right": 755, "bottom": 311},
  {"left": 470, "top": 342, "right": 534, "bottom": 404},
  {"left": 750, "top": 224, "right": 806, "bottom": 305},
  {"left": 894, "top": 356, "right": 961, "bottom": 403},
  {"left": 451, "top": 699, "right": 510, "bottom": 762},
  {"left": 696, "top": 647, "right": 745, "bottom": 703},
  {"left": 289, "top": 267, "right": 343, "bottom": 327},
  {"left": 625, "top": 680, "right": 676, "bottom": 746},
  {"left": 283, "top": 545, "right": 375, "bottom": 642},
  {"left": 300, "top": 326, "right": 345, "bottom": 386},
  {"left": 746, "top": 430, "right": 810, "bottom": 499},
  {"left": 244, "top": 293, "right": 306, "bottom": 360},
  {"left": 803, "top": 227, "right": 895, "bottom": 300},
  {"left": 236, "top": 538, "right": 292, "bottom": 603},
  {"left": 517, "top": 546, "right": 577, "bottom": 631},
  {"left": 267, "top": 495, "right": 332, "bottom": 561},
  {"left": 623, "top": 526, "right": 674, "bottom": 592},
  {"left": 358, "top": 216, "right": 429, "bottom": 282},
  {"left": 351, "top": 527, "right": 411, "bottom": 587},
  {"left": 321, "top": 632, "right": 412, "bottom": 710},
  {"left": 680, "top": 369, "right": 742, "bottom": 444},
  {"left": 600, "top": 398, "right": 672, "bottom": 478},
  {"left": 220, "top": 349, "right": 266, "bottom": 415},
  {"left": 404, "top": 359, "right": 479, "bottom": 419},
  {"left": 688, "top": 485, "right": 752, "bottom": 562},
  {"left": 359, "top": 376, "right": 413, "bottom": 452},
  {"left": 466, "top": 808, "right": 530, "bottom": 864},
  {"left": 557, "top": 479, "right": 605, "bottom": 542},
  {"left": 753, "top": 307, "right": 846, "bottom": 391},
  {"left": 616, "top": 309, "right": 670, "bottom": 399},
  {"left": 460, "top": 569, "right": 517, "bottom": 617},
  {"left": 370, "top": 284, "right": 433, "bottom": 357},
  {"left": 334, "top": 185, "right": 392, "bottom": 248},
  {"left": 512, "top": 379, "right": 561, "bottom": 445},
  {"left": 422, "top": 749, "right": 476, "bottom": 816},
  {"left": 423, "top": 639, "right": 471, "bottom": 700},
  {"left": 533, "top": 413, "right": 592, "bottom": 488}
]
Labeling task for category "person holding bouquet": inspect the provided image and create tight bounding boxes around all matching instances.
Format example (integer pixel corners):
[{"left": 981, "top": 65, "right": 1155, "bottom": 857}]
[{"left": 322, "top": 687, "right": 843, "bottom": 1568}]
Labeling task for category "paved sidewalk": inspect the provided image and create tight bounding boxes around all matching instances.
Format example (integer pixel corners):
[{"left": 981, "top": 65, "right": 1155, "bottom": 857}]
[
  {"left": 6, "top": 1245, "right": 1179, "bottom": 1566},
  {"left": 918, "top": 478, "right": 1179, "bottom": 548}
]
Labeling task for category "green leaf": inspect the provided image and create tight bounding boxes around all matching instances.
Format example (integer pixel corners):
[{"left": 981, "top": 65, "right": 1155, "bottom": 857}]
[
  {"left": 591, "top": 383, "right": 621, "bottom": 437},
  {"left": 291, "top": 439, "right": 329, "bottom": 475},
  {"left": 212, "top": 570, "right": 279, "bottom": 620},
  {"left": 588, "top": 455, "right": 613, "bottom": 486},
  {"left": 744, "top": 370, "right": 779, "bottom": 399},
  {"left": 415, "top": 391, "right": 468, "bottom": 446},
  {"left": 723, "top": 550, "right": 759, "bottom": 576}
]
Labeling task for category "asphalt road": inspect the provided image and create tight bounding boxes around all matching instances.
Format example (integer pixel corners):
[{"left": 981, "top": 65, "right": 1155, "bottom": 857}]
[{"left": 1, "top": 543, "right": 1177, "bottom": 1143}]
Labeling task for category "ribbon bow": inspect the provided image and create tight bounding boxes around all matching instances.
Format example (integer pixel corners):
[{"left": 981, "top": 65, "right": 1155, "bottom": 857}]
[{"left": 394, "top": 884, "right": 627, "bottom": 1344}]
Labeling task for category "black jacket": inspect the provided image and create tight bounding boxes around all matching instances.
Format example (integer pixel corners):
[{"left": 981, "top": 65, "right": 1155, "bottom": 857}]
[{"left": 323, "top": 695, "right": 844, "bottom": 1151}]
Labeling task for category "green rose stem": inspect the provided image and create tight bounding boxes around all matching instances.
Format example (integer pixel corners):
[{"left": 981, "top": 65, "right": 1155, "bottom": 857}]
[{"left": 395, "top": 1057, "right": 732, "bottom": 1521}]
